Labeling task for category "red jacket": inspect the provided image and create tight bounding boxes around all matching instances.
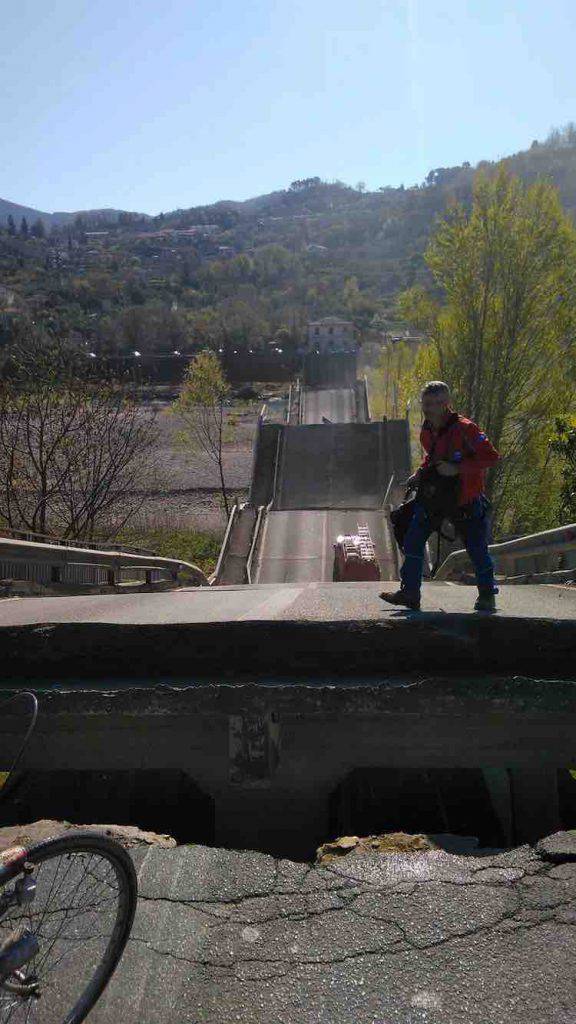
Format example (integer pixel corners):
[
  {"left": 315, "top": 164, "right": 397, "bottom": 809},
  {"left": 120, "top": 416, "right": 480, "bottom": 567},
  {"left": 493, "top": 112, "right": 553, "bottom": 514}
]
[{"left": 420, "top": 412, "right": 500, "bottom": 506}]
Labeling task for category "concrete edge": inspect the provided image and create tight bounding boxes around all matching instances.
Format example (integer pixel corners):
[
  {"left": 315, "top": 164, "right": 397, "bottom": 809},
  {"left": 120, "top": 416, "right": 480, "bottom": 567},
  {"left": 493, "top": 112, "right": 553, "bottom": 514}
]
[{"left": 0, "top": 614, "right": 575, "bottom": 680}]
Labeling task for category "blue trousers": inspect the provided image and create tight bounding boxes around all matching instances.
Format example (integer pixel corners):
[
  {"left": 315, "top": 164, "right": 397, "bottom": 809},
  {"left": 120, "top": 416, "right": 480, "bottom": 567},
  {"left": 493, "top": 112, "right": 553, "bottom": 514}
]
[{"left": 400, "top": 498, "right": 497, "bottom": 595}]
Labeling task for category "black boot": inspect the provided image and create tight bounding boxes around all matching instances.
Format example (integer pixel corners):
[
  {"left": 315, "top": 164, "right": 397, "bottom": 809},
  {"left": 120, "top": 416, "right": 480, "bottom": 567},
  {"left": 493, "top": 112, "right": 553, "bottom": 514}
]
[
  {"left": 380, "top": 588, "right": 421, "bottom": 611},
  {"left": 474, "top": 588, "right": 497, "bottom": 613}
]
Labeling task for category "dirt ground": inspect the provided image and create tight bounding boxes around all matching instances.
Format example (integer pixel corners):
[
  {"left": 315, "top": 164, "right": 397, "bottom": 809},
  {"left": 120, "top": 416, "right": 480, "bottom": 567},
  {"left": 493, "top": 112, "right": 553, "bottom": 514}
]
[{"left": 131, "top": 399, "right": 261, "bottom": 533}]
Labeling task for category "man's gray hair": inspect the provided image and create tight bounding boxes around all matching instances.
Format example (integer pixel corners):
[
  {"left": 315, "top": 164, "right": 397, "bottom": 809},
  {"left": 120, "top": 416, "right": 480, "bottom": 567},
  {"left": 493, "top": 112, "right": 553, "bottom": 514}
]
[{"left": 421, "top": 380, "right": 451, "bottom": 399}]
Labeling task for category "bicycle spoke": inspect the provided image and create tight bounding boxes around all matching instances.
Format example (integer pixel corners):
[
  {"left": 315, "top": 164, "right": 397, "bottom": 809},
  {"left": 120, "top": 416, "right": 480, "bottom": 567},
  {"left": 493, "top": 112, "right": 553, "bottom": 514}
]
[{"left": 0, "top": 841, "right": 133, "bottom": 1024}]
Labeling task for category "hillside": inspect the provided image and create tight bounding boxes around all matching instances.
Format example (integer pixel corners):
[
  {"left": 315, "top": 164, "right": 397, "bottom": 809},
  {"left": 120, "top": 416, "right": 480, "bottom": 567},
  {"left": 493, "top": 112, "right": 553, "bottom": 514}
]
[
  {"left": 0, "top": 196, "right": 53, "bottom": 228},
  {"left": 0, "top": 198, "right": 148, "bottom": 229},
  {"left": 1, "top": 125, "right": 576, "bottom": 358}
]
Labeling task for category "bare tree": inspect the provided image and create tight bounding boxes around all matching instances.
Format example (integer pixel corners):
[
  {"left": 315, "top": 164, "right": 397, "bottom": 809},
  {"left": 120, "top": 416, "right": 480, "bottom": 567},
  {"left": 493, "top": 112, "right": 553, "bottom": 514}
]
[{"left": 0, "top": 333, "right": 156, "bottom": 539}]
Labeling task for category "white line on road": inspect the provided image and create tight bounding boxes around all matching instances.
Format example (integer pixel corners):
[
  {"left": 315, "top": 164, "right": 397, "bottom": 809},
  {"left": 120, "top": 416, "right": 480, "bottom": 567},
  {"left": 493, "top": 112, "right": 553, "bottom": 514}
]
[{"left": 237, "top": 587, "right": 304, "bottom": 620}]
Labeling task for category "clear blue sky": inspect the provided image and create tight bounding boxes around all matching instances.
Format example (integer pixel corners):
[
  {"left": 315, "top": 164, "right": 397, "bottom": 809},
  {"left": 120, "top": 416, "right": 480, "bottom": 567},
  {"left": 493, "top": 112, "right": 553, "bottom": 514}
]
[{"left": 2, "top": 0, "right": 574, "bottom": 214}]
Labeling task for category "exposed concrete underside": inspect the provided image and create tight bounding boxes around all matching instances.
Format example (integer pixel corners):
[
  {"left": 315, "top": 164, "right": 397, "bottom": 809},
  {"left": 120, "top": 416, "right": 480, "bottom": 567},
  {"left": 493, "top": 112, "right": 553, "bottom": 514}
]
[
  {"left": 1, "top": 665, "right": 575, "bottom": 856},
  {"left": 89, "top": 834, "right": 576, "bottom": 1024}
]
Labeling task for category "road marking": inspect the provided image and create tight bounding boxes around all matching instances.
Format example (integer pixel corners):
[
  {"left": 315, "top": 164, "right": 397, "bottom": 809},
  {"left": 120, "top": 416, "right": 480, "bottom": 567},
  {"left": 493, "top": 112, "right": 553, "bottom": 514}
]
[{"left": 237, "top": 587, "right": 303, "bottom": 620}]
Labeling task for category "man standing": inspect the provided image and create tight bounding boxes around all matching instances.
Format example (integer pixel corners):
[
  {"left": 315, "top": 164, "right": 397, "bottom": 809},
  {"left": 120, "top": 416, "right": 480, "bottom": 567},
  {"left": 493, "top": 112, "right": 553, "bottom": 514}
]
[{"left": 381, "top": 381, "right": 500, "bottom": 612}]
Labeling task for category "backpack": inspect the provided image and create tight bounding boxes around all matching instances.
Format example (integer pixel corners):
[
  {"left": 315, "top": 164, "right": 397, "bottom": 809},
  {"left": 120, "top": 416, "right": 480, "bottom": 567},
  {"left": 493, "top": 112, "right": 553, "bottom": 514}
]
[
  {"left": 415, "top": 412, "right": 461, "bottom": 525},
  {"left": 390, "top": 413, "right": 460, "bottom": 551}
]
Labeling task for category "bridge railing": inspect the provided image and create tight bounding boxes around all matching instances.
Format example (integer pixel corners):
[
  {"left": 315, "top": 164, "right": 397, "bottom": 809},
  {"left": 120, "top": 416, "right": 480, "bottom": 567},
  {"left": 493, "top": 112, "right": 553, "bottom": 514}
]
[
  {"left": 212, "top": 501, "right": 239, "bottom": 584},
  {"left": 0, "top": 534, "right": 208, "bottom": 589},
  {"left": 435, "top": 522, "right": 576, "bottom": 583},
  {"left": 0, "top": 525, "right": 156, "bottom": 556}
]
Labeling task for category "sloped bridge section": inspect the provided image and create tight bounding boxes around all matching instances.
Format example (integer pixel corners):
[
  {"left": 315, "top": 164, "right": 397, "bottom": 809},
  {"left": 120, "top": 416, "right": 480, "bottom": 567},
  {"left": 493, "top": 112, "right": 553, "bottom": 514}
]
[{"left": 273, "top": 421, "right": 409, "bottom": 510}]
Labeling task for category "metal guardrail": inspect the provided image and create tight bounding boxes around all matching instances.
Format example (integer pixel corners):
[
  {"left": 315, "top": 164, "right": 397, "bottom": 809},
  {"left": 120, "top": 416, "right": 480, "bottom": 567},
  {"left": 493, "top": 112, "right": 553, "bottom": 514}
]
[
  {"left": 0, "top": 534, "right": 209, "bottom": 588},
  {"left": 298, "top": 380, "right": 304, "bottom": 425},
  {"left": 212, "top": 501, "right": 239, "bottom": 584},
  {"left": 271, "top": 429, "right": 283, "bottom": 508},
  {"left": 363, "top": 374, "right": 371, "bottom": 423},
  {"left": 0, "top": 525, "right": 156, "bottom": 556},
  {"left": 435, "top": 522, "right": 576, "bottom": 582},
  {"left": 246, "top": 505, "right": 266, "bottom": 585}
]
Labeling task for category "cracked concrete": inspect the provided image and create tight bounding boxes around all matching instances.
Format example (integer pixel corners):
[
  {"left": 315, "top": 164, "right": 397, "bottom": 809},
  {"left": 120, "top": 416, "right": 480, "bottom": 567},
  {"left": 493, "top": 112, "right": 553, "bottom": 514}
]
[{"left": 89, "top": 832, "right": 576, "bottom": 1023}]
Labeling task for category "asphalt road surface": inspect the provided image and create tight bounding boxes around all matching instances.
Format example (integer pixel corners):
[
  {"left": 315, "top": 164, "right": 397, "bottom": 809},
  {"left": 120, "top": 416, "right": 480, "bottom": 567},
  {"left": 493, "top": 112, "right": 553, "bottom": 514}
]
[
  {"left": 2, "top": 582, "right": 574, "bottom": 626},
  {"left": 254, "top": 509, "right": 396, "bottom": 583},
  {"left": 301, "top": 387, "right": 355, "bottom": 424},
  {"left": 90, "top": 834, "right": 576, "bottom": 1024}
]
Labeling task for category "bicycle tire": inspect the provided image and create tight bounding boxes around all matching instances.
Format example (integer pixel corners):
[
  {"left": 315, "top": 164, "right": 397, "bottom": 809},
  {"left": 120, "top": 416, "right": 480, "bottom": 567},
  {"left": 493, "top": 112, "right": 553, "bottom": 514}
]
[{"left": 1, "top": 831, "right": 137, "bottom": 1024}]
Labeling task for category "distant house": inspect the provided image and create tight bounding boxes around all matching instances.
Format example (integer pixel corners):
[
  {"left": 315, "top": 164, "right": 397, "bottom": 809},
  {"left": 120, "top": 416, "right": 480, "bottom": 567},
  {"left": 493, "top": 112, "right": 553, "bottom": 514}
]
[
  {"left": 175, "top": 225, "right": 220, "bottom": 237},
  {"left": 305, "top": 316, "right": 355, "bottom": 354}
]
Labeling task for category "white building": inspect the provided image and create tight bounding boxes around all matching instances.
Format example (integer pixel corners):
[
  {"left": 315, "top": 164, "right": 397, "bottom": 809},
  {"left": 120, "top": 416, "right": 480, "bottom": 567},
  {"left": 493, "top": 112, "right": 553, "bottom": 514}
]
[{"left": 305, "top": 317, "right": 355, "bottom": 353}]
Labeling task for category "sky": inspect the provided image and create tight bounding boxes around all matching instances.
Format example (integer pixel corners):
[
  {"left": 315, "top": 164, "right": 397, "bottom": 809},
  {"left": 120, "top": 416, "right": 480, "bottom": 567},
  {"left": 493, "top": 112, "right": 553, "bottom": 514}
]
[{"left": 1, "top": 0, "right": 575, "bottom": 215}]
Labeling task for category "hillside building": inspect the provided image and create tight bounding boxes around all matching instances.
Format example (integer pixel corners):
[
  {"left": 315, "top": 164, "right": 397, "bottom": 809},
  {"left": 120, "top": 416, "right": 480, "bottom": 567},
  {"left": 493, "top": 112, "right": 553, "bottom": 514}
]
[{"left": 305, "top": 316, "right": 355, "bottom": 353}]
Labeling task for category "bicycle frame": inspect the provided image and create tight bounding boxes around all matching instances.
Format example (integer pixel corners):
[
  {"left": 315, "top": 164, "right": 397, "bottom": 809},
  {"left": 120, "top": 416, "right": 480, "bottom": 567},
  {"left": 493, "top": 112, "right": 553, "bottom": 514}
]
[
  {"left": 0, "top": 694, "right": 41, "bottom": 992},
  {"left": 0, "top": 848, "right": 39, "bottom": 992}
]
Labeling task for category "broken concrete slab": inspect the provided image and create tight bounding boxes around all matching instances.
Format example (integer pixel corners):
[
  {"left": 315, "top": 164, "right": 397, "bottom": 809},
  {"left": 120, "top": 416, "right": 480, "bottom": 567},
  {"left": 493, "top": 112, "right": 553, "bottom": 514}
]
[
  {"left": 0, "top": 582, "right": 575, "bottom": 680},
  {"left": 88, "top": 835, "right": 576, "bottom": 1023},
  {"left": 315, "top": 832, "right": 484, "bottom": 863},
  {"left": 536, "top": 830, "right": 576, "bottom": 863},
  {"left": 1, "top": 678, "right": 575, "bottom": 857},
  {"left": 0, "top": 819, "right": 176, "bottom": 852}
]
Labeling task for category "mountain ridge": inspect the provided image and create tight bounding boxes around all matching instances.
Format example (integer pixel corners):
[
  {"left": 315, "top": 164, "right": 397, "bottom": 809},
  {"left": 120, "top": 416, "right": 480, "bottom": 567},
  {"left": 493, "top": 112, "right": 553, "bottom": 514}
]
[{"left": 0, "top": 197, "right": 150, "bottom": 228}]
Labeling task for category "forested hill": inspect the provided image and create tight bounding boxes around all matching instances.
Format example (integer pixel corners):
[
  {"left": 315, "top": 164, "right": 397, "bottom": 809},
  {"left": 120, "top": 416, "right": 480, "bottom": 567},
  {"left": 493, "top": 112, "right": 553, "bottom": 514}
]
[
  {"left": 2, "top": 125, "right": 576, "bottom": 354},
  {"left": 0, "top": 198, "right": 149, "bottom": 229}
]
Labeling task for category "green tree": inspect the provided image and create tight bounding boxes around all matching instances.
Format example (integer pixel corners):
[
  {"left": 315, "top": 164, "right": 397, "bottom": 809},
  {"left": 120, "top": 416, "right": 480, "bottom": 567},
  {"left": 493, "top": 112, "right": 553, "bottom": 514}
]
[
  {"left": 549, "top": 418, "right": 576, "bottom": 521},
  {"left": 173, "top": 350, "right": 234, "bottom": 518},
  {"left": 395, "top": 286, "right": 439, "bottom": 334},
  {"left": 420, "top": 169, "right": 576, "bottom": 520},
  {"left": 7, "top": 215, "right": 16, "bottom": 236},
  {"left": 20, "top": 217, "right": 29, "bottom": 238}
]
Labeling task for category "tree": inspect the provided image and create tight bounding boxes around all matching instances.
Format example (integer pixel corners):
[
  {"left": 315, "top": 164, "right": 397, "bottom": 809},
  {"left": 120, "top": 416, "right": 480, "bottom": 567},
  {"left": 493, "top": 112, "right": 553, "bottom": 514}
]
[
  {"left": 289, "top": 177, "right": 322, "bottom": 192},
  {"left": 420, "top": 168, "right": 576, "bottom": 519},
  {"left": 31, "top": 218, "right": 46, "bottom": 239},
  {"left": 20, "top": 217, "right": 29, "bottom": 238},
  {"left": 549, "top": 418, "right": 576, "bottom": 521},
  {"left": 173, "top": 350, "right": 234, "bottom": 518},
  {"left": 0, "top": 332, "right": 157, "bottom": 539},
  {"left": 395, "top": 286, "right": 439, "bottom": 333},
  {"left": 6, "top": 215, "right": 16, "bottom": 237}
]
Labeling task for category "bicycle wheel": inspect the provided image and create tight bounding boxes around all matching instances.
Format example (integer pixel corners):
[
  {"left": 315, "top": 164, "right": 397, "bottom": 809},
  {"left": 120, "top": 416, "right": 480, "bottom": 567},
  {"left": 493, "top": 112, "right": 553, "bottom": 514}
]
[{"left": 0, "top": 832, "right": 137, "bottom": 1024}]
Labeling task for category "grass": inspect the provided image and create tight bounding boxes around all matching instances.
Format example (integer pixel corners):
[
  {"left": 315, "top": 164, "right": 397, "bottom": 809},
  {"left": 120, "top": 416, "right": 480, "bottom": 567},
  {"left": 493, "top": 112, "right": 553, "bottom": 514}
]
[{"left": 115, "top": 525, "right": 223, "bottom": 575}]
